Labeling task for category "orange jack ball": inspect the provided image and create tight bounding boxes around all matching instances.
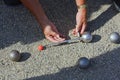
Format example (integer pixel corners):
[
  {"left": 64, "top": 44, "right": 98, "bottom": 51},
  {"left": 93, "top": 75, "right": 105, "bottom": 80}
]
[{"left": 38, "top": 45, "right": 44, "bottom": 51}]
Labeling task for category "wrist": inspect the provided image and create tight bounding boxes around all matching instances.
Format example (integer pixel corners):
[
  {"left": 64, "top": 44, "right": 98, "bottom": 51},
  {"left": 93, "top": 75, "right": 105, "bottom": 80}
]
[
  {"left": 77, "top": 4, "right": 87, "bottom": 11},
  {"left": 76, "top": 8, "right": 87, "bottom": 19},
  {"left": 76, "top": 0, "right": 86, "bottom": 5},
  {"left": 37, "top": 16, "right": 50, "bottom": 28}
]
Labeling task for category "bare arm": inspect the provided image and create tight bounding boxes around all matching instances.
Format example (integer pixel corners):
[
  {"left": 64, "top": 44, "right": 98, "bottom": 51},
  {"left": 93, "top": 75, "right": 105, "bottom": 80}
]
[
  {"left": 73, "top": 0, "right": 87, "bottom": 35},
  {"left": 20, "top": 0, "right": 49, "bottom": 28},
  {"left": 75, "top": 0, "right": 86, "bottom": 6},
  {"left": 20, "top": 0, "right": 65, "bottom": 42}
]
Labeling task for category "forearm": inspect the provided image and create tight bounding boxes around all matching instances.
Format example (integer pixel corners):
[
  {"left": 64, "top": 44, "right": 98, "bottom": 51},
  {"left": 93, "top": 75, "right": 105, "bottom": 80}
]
[
  {"left": 74, "top": 0, "right": 87, "bottom": 34},
  {"left": 75, "top": 0, "right": 86, "bottom": 6},
  {"left": 75, "top": 0, "right": 87, "bottom": 12},
  {"left": 20, "top": 0, "right": 49, "bottom": 27}
]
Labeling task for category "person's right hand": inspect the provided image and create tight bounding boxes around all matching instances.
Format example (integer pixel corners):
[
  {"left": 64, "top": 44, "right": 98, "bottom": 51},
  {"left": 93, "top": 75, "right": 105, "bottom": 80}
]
[
  {"left": 43, "top": 21, "right": 65, "bottom": 42},
  {"left": 72, "top": 8, "right": 87, "bottom": 36}
]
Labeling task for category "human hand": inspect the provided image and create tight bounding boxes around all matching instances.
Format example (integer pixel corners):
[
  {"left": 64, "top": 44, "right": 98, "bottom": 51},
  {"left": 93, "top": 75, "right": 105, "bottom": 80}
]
[
  {"left": 43, "top": 21, "right": 65, "bottom": 42},
  {"left": 72, "top": 8, "right": 87, "bottom": 36}
]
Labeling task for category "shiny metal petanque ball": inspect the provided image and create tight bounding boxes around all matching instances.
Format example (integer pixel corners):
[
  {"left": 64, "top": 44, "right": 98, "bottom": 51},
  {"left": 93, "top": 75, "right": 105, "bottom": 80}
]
[
  {"left": 9, "top": 50, "right": 21, "bottom": 61},
  {"left": 110, "top": 32, "right": 120, "bottom": 43},
  {"left": 81, "top": 32, "right": 93, "bottom": 43},
  {"left": 79, "top": 57, "right": 90, "bottom": 69}
]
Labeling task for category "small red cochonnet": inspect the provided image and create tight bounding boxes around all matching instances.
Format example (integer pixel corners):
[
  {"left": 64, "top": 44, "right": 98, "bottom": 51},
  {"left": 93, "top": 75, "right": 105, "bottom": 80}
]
[{"left": 38, "top": 45, "right": 44, "bottom": 51}]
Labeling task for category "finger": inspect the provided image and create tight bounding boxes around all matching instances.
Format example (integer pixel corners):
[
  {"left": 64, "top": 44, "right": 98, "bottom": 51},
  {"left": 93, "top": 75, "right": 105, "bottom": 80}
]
[
  {"left": 76, "top": 22, "right": 82, "bottom": 32},
  {"left": 45, "top": 31, "right": 59, "bottom": 42},
  {"left": 75, "top": 25, "right": 82, "bottom": 35},
  {"left": 59, "top": 33, "right": 66, "bottom": 38},
  {"left": 46, "top": 35, "right": 59, "bottom": 42},
  {"left": 80, "top": 23, "right": 87, "bottom": 34},
  {"left": 50, "top": 26, "right": 66, "bottom": 41},
  {"left": 46, "top": 32, "right": 65, "bottom": 42},
  {"left": 54, "top": 34, "right": 65, "bottom": 41}
]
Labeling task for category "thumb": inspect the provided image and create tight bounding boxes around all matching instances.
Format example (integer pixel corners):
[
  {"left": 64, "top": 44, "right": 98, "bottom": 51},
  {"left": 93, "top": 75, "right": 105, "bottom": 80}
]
[
  {"left": 75, "top": 25, "right": 81, "bottom": 33},
  {"left": 51, "top": 31, "right": 58, "bottom": 37}
]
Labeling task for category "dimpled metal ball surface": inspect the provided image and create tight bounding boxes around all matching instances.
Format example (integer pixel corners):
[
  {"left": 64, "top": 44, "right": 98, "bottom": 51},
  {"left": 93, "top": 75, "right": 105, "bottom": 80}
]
[
  {"left": 79, "top": 57, "right": 90, "bottom": 69},
  {"left": 81, "top": 32, "right": 93, "bottom": 43},
  {"left": 110, "top": 32, "right": 120, "bottom": 43},
  {"left": 9, "top": 50, "right": 21, "bottom": 61}
]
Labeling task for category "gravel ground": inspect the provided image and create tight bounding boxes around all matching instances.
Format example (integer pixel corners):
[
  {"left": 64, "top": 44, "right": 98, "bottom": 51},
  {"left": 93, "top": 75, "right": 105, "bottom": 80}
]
[{"left": 0, "top": 0, "right": 120, "bottom": 80}]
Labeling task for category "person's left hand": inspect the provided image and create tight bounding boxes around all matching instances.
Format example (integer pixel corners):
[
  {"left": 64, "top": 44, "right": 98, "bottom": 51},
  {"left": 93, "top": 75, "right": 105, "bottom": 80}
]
[{"left": 72, "top": 8, "right": 87, "bottom": 36}]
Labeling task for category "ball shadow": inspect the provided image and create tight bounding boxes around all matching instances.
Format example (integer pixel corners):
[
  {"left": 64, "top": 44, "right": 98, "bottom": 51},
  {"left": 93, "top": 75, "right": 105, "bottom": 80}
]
[
  {"left": 91, "top": 35, "right": 101, "bottom": 43},
  {"left": 1, "top": 0, "right": 118, "bottom": 49},
  {"left": 25, "top": 47, "right": 120, "bottom": 80},
  {"left": 19, "top": 52, "right": 31, "bottom": 62}
]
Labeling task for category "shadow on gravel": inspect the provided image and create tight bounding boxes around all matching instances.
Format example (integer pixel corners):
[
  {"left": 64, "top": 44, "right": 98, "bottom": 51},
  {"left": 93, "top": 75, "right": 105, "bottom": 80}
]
[
  {"left": 25, "top": 47, "right": 120, "bottom": 80},
  {"left": 87, "top": 5, "right": 118, "bottom": 33},
  {"left": 0, "top": 0, "right": 119, "bottom": 48},
  {"left": 19, "top": 52, "right": 31, "bottom": 62},
  {"left": 91, "top": 35, "right": 101, "bottom": 43},
  {"left": 0, "top": 1, "right": 44, "bottom": 49}
]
